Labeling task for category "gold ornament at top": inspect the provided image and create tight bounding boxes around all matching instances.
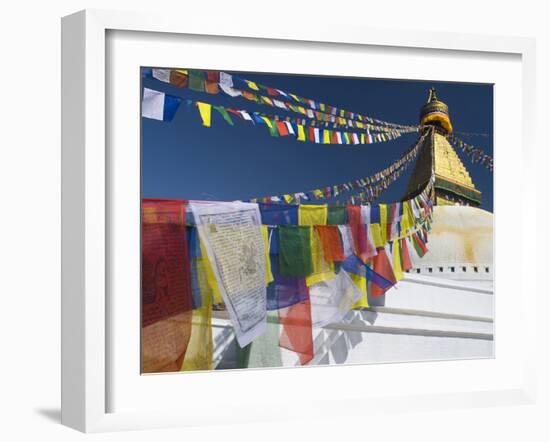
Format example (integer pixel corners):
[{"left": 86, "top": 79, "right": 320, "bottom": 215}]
[{"left": 419, "top": 87, "right": 453, "bottom": 134}]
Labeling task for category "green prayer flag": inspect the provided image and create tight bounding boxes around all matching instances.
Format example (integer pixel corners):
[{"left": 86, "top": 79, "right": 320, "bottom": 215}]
[
  {"left": 188, "top": 70, "right": 205, "bottom": 92},
  {"left": 214, "top": 106, "right": 234, "bottom": 126},
  {"left": 278, "top": 226, "right": 313, "bottom": 277},
  {"left": 327, "top": 206, "right": 347, "bottom": 225}
]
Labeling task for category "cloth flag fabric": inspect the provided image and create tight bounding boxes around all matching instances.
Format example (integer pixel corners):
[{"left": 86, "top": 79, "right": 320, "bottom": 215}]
[
  {"left": 278, "top": 299, "right": 314, "bottom": 365},
  {"left": 315, "top": 225, "right": 346, "bottom": 262},
  {"left": 327, "top": 206, "right": 347, "bottom": 225},
  {"left": 142, "top": 88, "right": 182, "bottom": 122},
  {"left": 196, "top": 102, "right": 212, "bottom": 127},
  {"left": 370, "top": 246, "right": 397, "bottom": 297},
  {"left": 298, "top": 204, "right": 328, "bottom": 226},
  {"left": 267, "top": 253, "right": 309, "bottom": 310},
  {"left": 306, "top": 226, "right": 335, "bottom": 287},
  {"left": 259, "top": 203, "right": 298, "bottom": 225},
  {"left": 181, "top": 239, "right": 215, "bottom": 371},
  {"left": 278, "top": 226, "right": 314, "bottom": 277},
  {"left": 190, "top": 201, "right": 267, "bottom": 348},
  {"left": 308, "top": 269, "right": 363, "bottom": 327},
  {"left": 141, "top": 199, "right": 193, "bottom": 373}
]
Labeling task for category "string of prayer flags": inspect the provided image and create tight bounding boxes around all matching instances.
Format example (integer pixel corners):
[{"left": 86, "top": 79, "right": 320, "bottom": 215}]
[
  {"left": 252, "top": 133, "right": 426, "bottom": 204},
  {"left": 145, "top": 68, "right": 417, "bottom": 133},
  {"left": 141, "top": 199, "right": 193, "bottom": 373},
  {"left": 447, "top": 134, "right": 493, "bottom": 171},
  {"left": 141, "top": 88, "right": 182, "bottom": 122}
]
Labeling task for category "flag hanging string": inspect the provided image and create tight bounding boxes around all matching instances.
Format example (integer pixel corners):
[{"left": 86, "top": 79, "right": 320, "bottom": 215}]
[
  {"left": 144, "top": 68, "right": 418, "bottom": 133},
  {"left": 248, "top": 133, "right": 427, "bottom": 205},
  {"left": 141, "top": 87, "right": 415, "bottom": 146},
  {"left": 447, "top": 134, "right": 493, "bottom": 172}
]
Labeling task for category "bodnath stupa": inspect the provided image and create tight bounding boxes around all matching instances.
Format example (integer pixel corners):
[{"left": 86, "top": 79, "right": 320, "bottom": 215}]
[{"left": 213, "top": 89, "right": 494, "bottom": 368}]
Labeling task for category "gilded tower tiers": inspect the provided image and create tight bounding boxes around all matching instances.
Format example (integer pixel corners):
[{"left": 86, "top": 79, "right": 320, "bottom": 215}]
[{"left": 403, "top": 88, "right": 482, "bottom": 207}]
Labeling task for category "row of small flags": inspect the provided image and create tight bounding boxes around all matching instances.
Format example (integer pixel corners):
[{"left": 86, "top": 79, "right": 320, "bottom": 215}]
[
  {"left": 249, "top": 134, "right": 426, "bottom": 204},
  {"left": 143, "top": 68, "right": 417, "bottom": 134},
  {"left": 447, "top": 134, "right": 493, "bottom": 171},
  {"left": 141, "top": 87, "right": 410, "bottom": 146}
]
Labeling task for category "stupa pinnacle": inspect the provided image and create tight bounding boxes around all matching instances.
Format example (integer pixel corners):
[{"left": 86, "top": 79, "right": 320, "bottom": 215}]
[{"left": 404, "top": 88, "right": 481, "bottom": 207}]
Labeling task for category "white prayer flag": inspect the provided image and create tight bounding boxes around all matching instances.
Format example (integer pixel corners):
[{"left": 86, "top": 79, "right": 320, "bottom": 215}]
[
  {"left": 141, "top": 88, "right": 165, "bottom": 120},
  {"left": 152, "top": 68, "right": 171, "bottom": 83},
  {"left": 190, "top": 201, "right": 267, "bottom": 347}
]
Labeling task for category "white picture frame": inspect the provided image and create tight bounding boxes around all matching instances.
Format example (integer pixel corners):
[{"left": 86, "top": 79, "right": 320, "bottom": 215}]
[{"left": 61, "top": 9, "right": 537, "bottom": 433}]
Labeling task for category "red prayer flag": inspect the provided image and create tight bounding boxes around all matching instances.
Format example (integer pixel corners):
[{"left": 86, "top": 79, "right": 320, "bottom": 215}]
[
  {"left": 347, "top": 205, "right": 368, "bottom": 262},
  {"left": 276, "top": 120, "right": 290, "bottom": 136},
  {"left": 279, "top": 299, "right": 314, "bottom": 365},
  {"left": 315, "top": 225, "right": 346, "bottom": 262},
  {"left": 400, "top": 237, "right": 413, "bottom": 272},
  {"left": 371, "top": 247, "right": 397, "bottom": 297},
  {"left": 141, "top": 199, "right": 193, "bottom": 373},
  {"left": 205, "top": 71, "right": 220, "bottom": 94}
]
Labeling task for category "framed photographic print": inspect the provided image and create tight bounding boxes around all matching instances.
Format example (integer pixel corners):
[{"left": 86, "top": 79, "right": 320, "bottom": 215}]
[{"left": 61, "top": 9, "right": 537, "bottom": 432}]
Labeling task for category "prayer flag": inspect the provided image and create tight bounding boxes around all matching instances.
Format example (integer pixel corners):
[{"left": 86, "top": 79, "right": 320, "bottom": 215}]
[
  {"left": 188, "top": 70, "right": 206, "bottom": 92},
  {"left": 308, "top": 269, "right": 363, "bottom": 327},
  {"left": 297, "top": 125, "right": 306, "bottom": 141},
  {"left": 190, "top": 201, "right": 267, "bottom": 348},
  {"left": 196, "top": 102, "right": 212, "bottom": 127},
  {"left": 278, "top": 226, "right": 314, "bottom": 277},
  {"left": 371, "top": 247, "right": 396, "bottom": 297},
  {"left": 298, "top": 204, "right": 328, "bottom": 226},
  {"left": 142, "top": 88, "right": 182, "bottom": 122},
  {"left": 279, "top": 299, "right": 314, "bottom": 365},
  {"left": 141, "top": 199, "right": 192, "bottom": 373},
  {"left": 205, "top": 71, "right": 220, "bottom": 94},
  {"left": 246, "top": 80, "right": 260, "bottom": 90},
  {"left": 152, "top": 68, "right": 171, "bottom": 83},
  {"left": 400, "top": 237, "right": 413, "bottom": 272},
  {"left": 327, "top": 206, "right": 347, "bottom": 225},
  {"left": 169, "top": 69, "right": 188, "bottom": 87},
  {"left": 214, "top": 106, "right": 234, "bottom": 126},
  {"left": 276, "top": 120, "right": 289, "bottom": 136},
  {"left": 259, "top": 203, "right": 298, "bottom": 225},
  {"left": 315, "top": 225, "right": 346, "bottom": 262}
]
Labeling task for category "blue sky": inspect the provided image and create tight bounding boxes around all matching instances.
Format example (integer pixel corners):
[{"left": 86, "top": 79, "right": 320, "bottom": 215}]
[{"left": 141, "top": 69, "right": 493, "bottom": 211}]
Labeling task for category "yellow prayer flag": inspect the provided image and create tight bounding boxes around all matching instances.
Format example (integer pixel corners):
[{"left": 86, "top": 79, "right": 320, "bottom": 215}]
[
  {"left": 197, "top": 102, "right": 212, "bottom": 127},
  {"left": 262, "top": 225, "right": 274, "bottom": 286},
  {"left": 370, "top": 223, "right": 385, "bottom": 248},
  {"left": 306, "top": 226, "right": 335, "bottom": 286},
  {"left": 298, "top": 204, "right": 327, "bottom": 226},
  {"left": 297, "top": 125, "right": 306, "bottom": 141},
  {"left": 246, "top": 80, "right": 259, "bottom": 91},
  {"left": 392, "top": 239, "right": 404, "bottom": 281},
  {"left": 260, "top": 116, "right": 273, "bottom": 128},
  {"left": 323, "top": 129, "right": 331, "bottom": 144},
  {"left": 351, "top": 272, "right": 369, "bottom": 309},
  {"left": 379, "top": 204, "right": 388, "bottom": 245}
]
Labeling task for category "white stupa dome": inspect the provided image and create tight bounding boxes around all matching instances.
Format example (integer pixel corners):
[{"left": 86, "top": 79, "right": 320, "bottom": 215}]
[{"left": 410, "top": 205, "right": 494, "bottom": 283}]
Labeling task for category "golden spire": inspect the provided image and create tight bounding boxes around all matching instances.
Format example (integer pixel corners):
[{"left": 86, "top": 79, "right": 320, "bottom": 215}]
[
  {"left": 403, "top": 89, "right": 481, "bottom": 207},
  {"left": 419, "top": 87, "right": 453, "bottom": 134}
]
